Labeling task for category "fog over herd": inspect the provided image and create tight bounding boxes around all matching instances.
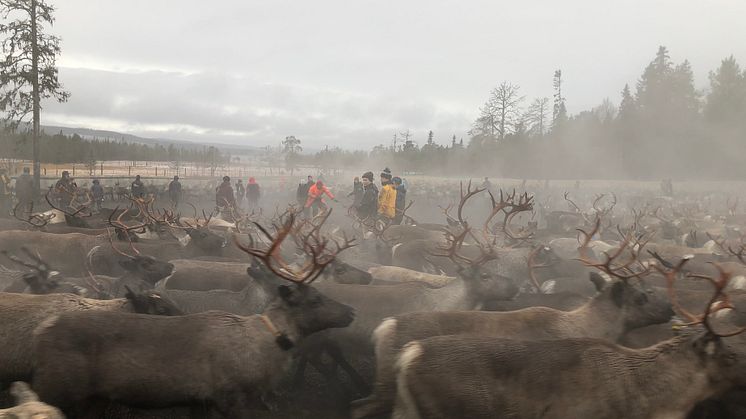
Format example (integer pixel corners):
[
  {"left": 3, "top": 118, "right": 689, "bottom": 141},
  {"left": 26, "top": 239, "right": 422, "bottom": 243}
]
[{"left": 0, "top": 1, "right": 745, "bottom": 418}]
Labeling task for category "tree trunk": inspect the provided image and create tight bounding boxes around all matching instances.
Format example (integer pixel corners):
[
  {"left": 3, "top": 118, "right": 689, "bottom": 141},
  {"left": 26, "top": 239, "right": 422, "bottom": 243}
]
[{"left": 30, "top": 0, "right": 41, "bottom": 202}]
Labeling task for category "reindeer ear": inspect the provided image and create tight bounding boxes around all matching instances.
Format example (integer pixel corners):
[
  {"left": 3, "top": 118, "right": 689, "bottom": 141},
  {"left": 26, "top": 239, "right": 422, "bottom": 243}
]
[{"left": 589, "top": 272, "right": 607, "bottom": 292}]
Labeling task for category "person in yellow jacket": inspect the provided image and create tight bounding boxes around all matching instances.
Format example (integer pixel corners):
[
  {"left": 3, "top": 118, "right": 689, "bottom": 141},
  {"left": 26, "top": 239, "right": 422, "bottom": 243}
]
[{"left": 377, "top": 168, "right": 397, "bottom": 220}]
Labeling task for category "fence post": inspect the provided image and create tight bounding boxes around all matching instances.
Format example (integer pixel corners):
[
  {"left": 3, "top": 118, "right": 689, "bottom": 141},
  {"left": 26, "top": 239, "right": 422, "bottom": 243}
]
[
  {"left": 128, "top": 166, "right": 131, "bottom": 176},
  {"left": 100, "top": 162, "right": 103, "bottom": 176},
  {"left": 155, "top": 167, "right": 158, "bottom": 177}
]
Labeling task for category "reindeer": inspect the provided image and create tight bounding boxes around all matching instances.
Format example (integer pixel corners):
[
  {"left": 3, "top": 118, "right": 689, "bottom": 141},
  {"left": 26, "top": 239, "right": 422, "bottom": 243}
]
[
  {"left": 30, "top": 213, "right": 355, "bottom": 418},
  {"left": 390, "top": 261, "right": 746, "bottom": 419},
  {"left": 352, "top": 219, "right": 673, "bottom": 419}
]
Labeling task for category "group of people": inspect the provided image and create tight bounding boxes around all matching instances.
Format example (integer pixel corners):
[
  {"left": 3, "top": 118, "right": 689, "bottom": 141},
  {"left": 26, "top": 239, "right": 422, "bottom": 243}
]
[
  {"left": 213, "top": 176, "right": 261, "bottom": 211},
  {"left": 295, "top": 167, "right": 408, "bottom": 225}
]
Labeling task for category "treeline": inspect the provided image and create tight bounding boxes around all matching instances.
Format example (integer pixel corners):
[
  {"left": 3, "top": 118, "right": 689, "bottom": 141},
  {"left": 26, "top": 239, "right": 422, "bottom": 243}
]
[
  {"left": 299, "top": 46, "right": 746, "bottom": 180},
  {"left": 0, "top": 131, "right": 231, "bottom": 166}
]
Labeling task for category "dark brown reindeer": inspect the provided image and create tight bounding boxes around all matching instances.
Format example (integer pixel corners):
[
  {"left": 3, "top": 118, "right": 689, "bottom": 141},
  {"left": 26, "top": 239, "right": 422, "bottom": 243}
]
[
  {"left": 31, "top": 212, "right": 355, "bottom": 418},
  {"left": 390, "top": 262, "right": 746, "bottom": 419},
  {"left": 352, "top": 219, "right": 672, "bottom": 419}
]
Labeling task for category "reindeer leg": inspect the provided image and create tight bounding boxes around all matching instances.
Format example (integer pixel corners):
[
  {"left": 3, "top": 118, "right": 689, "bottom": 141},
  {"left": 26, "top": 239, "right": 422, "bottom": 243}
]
[{"left": 324, "top": 342, "right": 371, "bottom": 395}]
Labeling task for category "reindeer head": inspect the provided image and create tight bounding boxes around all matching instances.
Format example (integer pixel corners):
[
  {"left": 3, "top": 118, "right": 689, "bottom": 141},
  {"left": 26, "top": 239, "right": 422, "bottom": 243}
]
[
  {"left": 108, "top": 232, "right": 174, "bottom": 284},
  {"left": 124, "top": 286, "right": 184, "bottom": 316},
  {"left": 235, "top": 211, "right": 356, "bottom": 337},
  {"left": 429, "top": 183, "right": 519, "bottom": 303},
  {"left": 577, "top": 219, "right": 674, "bottom": 330}
]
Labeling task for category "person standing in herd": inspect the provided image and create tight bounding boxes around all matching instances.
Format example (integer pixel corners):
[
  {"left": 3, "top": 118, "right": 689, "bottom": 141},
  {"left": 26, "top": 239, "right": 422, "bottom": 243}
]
[
  {"left": 246, "top": 177, "right": 260, "bottom": 210},
  {"left": 377, "top": 168, "right": 397, "bottom": 222}
]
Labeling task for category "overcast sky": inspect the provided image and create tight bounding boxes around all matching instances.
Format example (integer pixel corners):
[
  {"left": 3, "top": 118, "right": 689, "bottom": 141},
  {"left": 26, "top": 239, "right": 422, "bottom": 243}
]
[{"left": 40, "top": 0, "right": 746, "bottom": 150}]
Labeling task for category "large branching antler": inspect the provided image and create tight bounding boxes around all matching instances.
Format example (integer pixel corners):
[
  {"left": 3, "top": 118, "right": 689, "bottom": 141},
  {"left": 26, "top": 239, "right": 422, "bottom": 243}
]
[
  {"left": 234, "top": 212, "right": 355, "bottom": 284},
  {"left": 45, "top": 190, "right": 91, "bottom": 219},
  {"left": 575, "top": 218, "right": 650, "bottom": 282},
  {"left": 12, "top": 202, "right": 53, "bottom": 227},
  {"left": 527, "top": 245, "right": 553, "bottom": 293},
  {"left": 483, "top": 189, "right": 534, "bottom": 244},
  {"left": 656, "top": 259, "right": 746, "bottom": 337},
  {"left": 108, "top": 207, "right": 148, "bottom": 234},
  {"left": 428, "top": 226, "right": 497, "bottom": 270},
  {"left": 456, "top": 181, "right": 485, "bottom": 227}
]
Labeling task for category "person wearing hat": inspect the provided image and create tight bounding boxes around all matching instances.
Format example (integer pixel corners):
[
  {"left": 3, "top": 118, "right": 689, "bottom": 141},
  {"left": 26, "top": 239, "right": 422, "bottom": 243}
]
[
  {"left": 246, "top": 177, "right": 260, "bottom": 210},
  {"left": 131, "top": 175, "right": 145, "bottom": 199},
  {"left": 216, "top": 175, "right": 236, "bottom": 208},
  {"left": 90, "top": 179, "right": 105, "bottom": 212},
  {"left": 54, "top": 170, "right": 73, "bottom": 207},
  {"left": 356, "top": 171, "right": 378, "bottom": 220},
  {"left": 305, "top": 179, "right": 336, "bottom": 218},
  {"left": 392, "top": 176, "right": 407, "bottom": 225},
  {"left": 378, "top": 168, "right": 397, "bottom": 221},
  {"left": 168, "top": 176, "right": 182, "bottom": 208},
  {"left": 347, "top": 177, "right": 364, "bottom": 212},
  {"left": 15, "top": 167, "right": 33, "bottom": 214}
]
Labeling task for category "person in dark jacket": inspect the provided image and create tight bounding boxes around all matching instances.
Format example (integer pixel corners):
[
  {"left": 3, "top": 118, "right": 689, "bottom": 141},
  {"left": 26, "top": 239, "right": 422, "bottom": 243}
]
[
  {"left": 54, "top": 170, "right": 73, "bottom": 207},
  {"left": 168, "top": 176, "right": 182, "bottom": 208},
  {"left": 216, "top": 176, "right": 235, "bottom": 208},
  {"left": 296, "top": 175, "right": 313, "bottom": 208},
  {"left": 90, "top": 179, "right": 105, "bottom": 212},
  {"left": 15, "top": 167, "right": 33, "bottom": 213},
  {"left": 347, "top": 177, "right": 364, "bottom": 208},
  {"left": 131, "top": 175, "right": 145, "bottom": 199},
  {"left": 246, "top": 177, "right": 260, "bottom": 209},
  {"left": 392, "top": 176, "right": 407, "bottom": 225},
  {"left": 356, "top": 171, "right": 378, "bottom": 220},
  {"left": 235, "top": 179, "right": 245, "bottom": 208}
]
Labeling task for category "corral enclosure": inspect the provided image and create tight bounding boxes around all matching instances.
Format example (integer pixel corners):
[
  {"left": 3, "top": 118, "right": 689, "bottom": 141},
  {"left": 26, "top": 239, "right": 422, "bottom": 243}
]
[{"left": 1, "top": 0, "right": 745, "bottom": 418}]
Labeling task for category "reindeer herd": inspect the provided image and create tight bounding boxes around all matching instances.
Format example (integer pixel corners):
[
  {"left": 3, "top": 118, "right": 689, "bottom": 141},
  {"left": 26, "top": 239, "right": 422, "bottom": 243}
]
[{"left": 0, "top": 179, "right": 745, "bottom": 418}]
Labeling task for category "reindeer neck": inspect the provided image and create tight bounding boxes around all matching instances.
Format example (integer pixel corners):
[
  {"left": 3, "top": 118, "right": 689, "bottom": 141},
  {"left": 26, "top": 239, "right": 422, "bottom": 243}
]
[
  {"left": 424, "top": 276, "right": 478, "bottom": 311},
  {"left": 564, "top": 296, "right": 627, "bottom": 341},
  {"left": 260, "top": 301, "right": 302, "bottom": 342},
  {"left": 620, "top": 336, "right": 724, "bottom": 418}
]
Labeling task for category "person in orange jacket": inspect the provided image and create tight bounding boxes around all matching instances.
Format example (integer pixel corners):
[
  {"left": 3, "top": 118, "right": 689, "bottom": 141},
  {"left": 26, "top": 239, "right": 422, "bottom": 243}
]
[
  {"left": 377, "top": 168, "right": 397, "bottom": 221},
  {"left": 304, "top": 180, "right": 337, "bottom": 217}
]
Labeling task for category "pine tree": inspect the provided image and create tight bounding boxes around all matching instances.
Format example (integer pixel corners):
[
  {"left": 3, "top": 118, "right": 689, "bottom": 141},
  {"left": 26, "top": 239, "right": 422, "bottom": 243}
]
[
  {"left": 0, "top": 0, "right": 69, "bottom": 200},
  {"left": 552, "top": 70, "right": 567, "bottom": 131},
  {"left": 705, "top": 55, "right": 746, "bottom": 124}
]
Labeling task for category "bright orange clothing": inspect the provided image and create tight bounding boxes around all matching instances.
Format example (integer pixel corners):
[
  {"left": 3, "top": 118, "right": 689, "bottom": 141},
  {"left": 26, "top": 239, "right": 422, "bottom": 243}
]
[{"left": 305, "top": 183, "right": 335, "bottom": 208}]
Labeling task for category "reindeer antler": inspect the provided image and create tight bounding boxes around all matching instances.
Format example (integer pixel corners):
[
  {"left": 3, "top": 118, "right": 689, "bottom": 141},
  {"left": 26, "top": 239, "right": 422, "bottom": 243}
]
[
  {"left": 234, "top": 212, "right": 355, "bottom": 284},
  {"left": 576, "top": 218, "right": 650, "bottom": 282}
]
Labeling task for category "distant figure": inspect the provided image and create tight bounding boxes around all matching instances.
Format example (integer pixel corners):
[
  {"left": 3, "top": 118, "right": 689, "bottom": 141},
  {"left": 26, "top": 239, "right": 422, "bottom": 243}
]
[
  {"left": 216, "top": 176, "right": 236, "bottom": 208},
  {"left": 131, "top": 175, "right": 145, "bottom": 199},
  {"left": 90, "top": 179, "right": 104, "bottom": 212},
  {"left": 356, "top": 172, "right": 378, "bottom": 220},
  {"left": 347, "top": 177, "right": 364, "bottom": 211},
  {"left": 0, "top": 168, "right": 10, "bottom": 217},
  {"left": 54, "top": 170, "right": 73, "bottom": 207},
  {"left": 392, "top": 176, "right": 407, "bottom": 225},
  {"left": 15, "top": 167, "right": 33, "bottom": 213},
  {"left": 378, "top": 168, "right": 397, "bottom": 221},
  {"left": 481, "top": 177, "right": 492, "bottom": 191},
  {"left": 305, "top": 180, "right": 336, "bottom": 218},
  {"left": 296, "top": 175, "right": 313, "bottom": 208},
  {"left": 168, "top": 176, "right": 182, "bottom": 208},
  {"left": 235, "top": 179, "right": 245, "bottom": 208},
  {"left": 246, "top": 177, "right": 260, "bottom": 210}
]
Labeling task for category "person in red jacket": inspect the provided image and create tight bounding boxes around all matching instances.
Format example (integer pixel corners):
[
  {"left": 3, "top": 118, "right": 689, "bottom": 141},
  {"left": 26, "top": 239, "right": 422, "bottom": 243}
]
[{"left": 304, "top": 180, "right": 336, "bottom": 217}]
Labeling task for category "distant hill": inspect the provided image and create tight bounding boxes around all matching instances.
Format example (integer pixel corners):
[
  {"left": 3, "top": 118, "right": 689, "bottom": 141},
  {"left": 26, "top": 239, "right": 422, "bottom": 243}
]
[{"left": 41, "top": 125, "right": 263, "bottom": 155}]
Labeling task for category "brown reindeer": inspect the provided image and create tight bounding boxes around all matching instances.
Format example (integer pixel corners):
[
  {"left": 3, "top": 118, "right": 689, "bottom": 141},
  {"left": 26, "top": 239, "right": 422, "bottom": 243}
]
[{"left": 390, "top": 262, "right": 746, "bottom": 419}]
